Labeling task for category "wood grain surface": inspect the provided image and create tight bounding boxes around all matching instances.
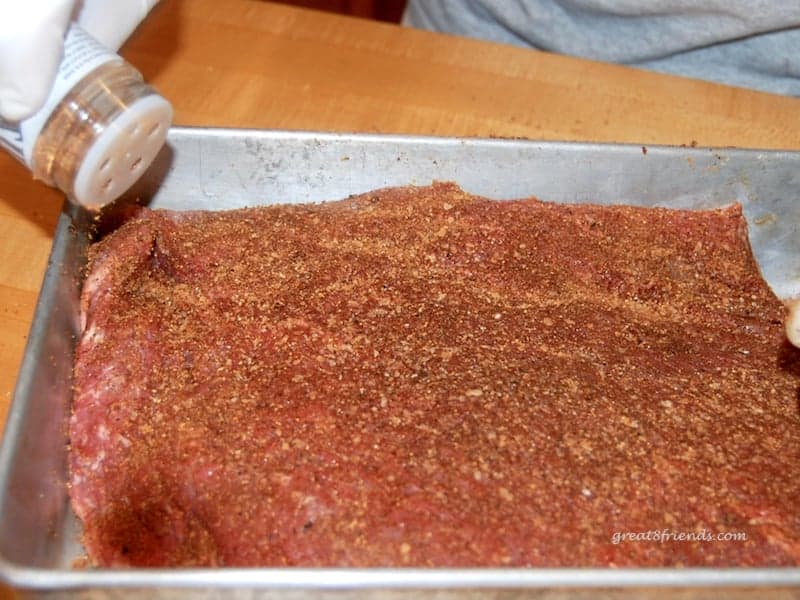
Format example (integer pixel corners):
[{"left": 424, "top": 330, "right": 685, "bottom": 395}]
[{"left": 1, "top": 0, "right": 800, "bottom": 594}]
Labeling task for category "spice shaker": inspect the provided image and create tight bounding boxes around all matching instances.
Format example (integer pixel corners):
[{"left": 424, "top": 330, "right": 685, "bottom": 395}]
[{"left": 0, "top": 24, "right": 172, "bottom": 209}]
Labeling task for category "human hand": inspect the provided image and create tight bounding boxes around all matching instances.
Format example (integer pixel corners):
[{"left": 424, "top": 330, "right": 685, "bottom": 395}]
[
  {"left": 786, "top": 299, "right": 800, "bottom": 348},
  {"left": 0, "top": 0, "right": 159, "bottom": 121}
]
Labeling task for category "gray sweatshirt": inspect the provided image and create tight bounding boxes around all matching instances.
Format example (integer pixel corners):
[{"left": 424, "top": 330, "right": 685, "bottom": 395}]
[{"left": 403, "top": 0, "right": 800, "bottom": 96}]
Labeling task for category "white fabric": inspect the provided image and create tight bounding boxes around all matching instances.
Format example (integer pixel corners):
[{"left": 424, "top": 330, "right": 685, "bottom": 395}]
[{"left": 0, "top": 0, "right": 158, "bottom": 121}]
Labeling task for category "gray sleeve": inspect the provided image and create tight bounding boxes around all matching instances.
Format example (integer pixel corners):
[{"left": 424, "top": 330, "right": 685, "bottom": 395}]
[{"left": 403, "top": 0, "right": 800, "bottom": 96}]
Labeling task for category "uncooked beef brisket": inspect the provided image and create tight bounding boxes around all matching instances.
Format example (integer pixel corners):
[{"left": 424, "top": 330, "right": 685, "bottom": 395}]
[{"left": 70, "top": 183, "right": 800, "bottom": 567}]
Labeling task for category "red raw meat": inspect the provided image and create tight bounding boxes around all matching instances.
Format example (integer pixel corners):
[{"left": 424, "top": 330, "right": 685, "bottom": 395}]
[{"left": 70, "top": 183, "right": 800, "bottom": 567}]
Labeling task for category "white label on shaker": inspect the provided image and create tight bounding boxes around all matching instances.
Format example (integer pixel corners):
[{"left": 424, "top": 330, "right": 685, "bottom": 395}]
[{"left": 0, "top": 24, "right": 118, "bottom": 166}]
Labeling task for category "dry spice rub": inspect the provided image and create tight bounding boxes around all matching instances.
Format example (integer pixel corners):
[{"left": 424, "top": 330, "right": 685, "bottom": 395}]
[{"left": 70, "top": 183, "right": 800, "bottom": 567}]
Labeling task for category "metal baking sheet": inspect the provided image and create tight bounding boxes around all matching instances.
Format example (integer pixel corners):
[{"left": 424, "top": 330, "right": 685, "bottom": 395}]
[{"left": 1, "top": 127, "right": 799, "bottom": 599}]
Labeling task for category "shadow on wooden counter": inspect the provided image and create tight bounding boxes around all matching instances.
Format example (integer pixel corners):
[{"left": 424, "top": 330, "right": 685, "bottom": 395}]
[{"left": 271, "top": 0, "right": 407, "bottom": 22}]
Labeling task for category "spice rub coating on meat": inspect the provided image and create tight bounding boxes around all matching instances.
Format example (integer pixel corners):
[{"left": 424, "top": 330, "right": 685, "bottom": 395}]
[{"left": 70, "top": 182, "right": 800, "bottom": 568}]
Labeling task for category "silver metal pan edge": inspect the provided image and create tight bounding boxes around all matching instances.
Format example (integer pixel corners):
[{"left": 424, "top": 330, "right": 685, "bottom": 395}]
[{"left": 1, "top": 127, "right": 798, "bottom": 598}]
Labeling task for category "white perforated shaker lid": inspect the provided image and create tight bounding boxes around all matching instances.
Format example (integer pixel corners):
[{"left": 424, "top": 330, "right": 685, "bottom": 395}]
[{"left": 72, "top": 93, "right": 173, "bottom": 209}]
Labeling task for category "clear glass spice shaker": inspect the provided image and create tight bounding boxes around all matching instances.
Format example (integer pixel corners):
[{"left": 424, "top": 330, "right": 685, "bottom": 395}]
[{"left": 0, "top": 24, "right": 173, "bottom": 210}]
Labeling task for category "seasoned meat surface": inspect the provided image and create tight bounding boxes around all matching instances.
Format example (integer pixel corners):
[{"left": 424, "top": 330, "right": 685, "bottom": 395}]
[{"left": 70, "top": 183, "right": 800, "bottom": 567}]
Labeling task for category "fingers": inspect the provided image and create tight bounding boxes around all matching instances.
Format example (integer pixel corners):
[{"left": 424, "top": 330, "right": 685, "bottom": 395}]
[
  {"left": 0, "top": 0, "right": 75, "bottom": 121},
  {"left": 76, "top": 0, "right": 160, "bottom": 51},
  {"left": 786, "top": 299, "right": 800, "bottom": 348},
  {"left": 0, "top": 0, "right": 159, "bottom": 120}
]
